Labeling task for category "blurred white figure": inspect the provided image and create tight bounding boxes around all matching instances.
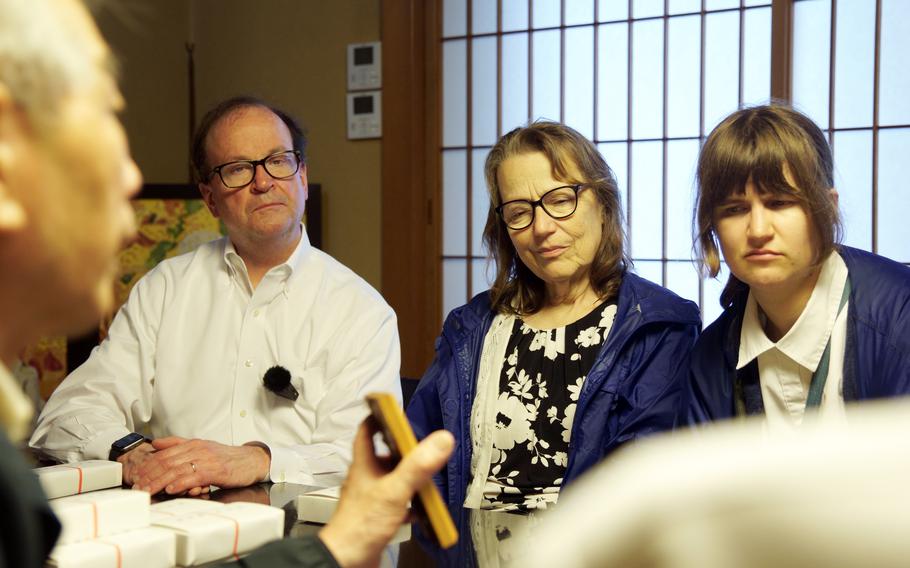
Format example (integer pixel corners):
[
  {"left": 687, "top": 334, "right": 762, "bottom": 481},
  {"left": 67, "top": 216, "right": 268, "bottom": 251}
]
[{"left": 521, "top": 399, "right": 910, "bottom": 568}]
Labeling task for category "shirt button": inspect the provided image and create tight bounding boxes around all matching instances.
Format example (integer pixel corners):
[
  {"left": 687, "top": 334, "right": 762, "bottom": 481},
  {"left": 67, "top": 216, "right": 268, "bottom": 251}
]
[
  {"left": 240, "top": 410, "right": 247, "bottom": 418},
  {"left": 253, "top": 309, "right": 261, "bottom": 317},
  {"left": 244, "top": 359, "right": 253, "bottom": 368}
]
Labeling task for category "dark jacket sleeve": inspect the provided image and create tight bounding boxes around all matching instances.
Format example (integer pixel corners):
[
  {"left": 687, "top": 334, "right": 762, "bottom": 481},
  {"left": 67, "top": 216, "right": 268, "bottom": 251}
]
[
  {"left": 0, "top": 432, "right": 60, "bottom": 568},
  {"left": 406, "top": 336, "right": 449, "bottom": 442},
  {"left": 852, "top": 311, "right": 910, "bottom": 399},
  {"left": 225, "top": 536, "right": 340, "bottom": 568},
  {"left": 405, "top": 334, "right": 453, "bottom": 495},
  {"left": 686, "top": 313, "right": 738, "bottom": 425},
  {"left": 608, "top": 320, "right": 700, "bottom": 448}
]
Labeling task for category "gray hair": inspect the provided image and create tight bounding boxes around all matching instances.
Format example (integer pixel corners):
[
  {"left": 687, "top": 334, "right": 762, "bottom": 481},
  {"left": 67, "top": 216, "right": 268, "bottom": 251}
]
[{"left": 0, "top": 0, "right": 100, "bottom": 124}]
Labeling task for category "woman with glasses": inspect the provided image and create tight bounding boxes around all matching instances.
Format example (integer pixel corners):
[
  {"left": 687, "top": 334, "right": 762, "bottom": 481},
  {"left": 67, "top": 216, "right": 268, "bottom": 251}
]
[{"left": 407, "top": 121, "right": 700, "bottom": 514}]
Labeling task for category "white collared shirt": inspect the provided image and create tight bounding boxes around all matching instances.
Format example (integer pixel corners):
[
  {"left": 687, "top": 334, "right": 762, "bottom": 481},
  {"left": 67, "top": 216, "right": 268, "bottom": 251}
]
[
  {"left": 31, "top": 230, "right": 401, "bottom": 484},
  {"left": 737, "top": 251, "right": 849, "bottom": 429}
]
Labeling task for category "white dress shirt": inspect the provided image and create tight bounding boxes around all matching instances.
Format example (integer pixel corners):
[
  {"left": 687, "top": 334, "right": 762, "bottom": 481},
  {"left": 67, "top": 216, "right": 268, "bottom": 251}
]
[
  {"left": 737, "top": 251, "right": 849, "bottom": 429},
  {"left": 30, "top": 231, "right": 401, "bottom": 484}
]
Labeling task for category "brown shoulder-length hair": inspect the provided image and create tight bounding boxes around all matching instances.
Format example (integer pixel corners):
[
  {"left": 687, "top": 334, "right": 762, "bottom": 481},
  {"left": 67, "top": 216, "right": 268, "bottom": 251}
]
[
  {"left": 482, "top": 120, "right": 629, "bottom": 316},
  {"left": 695, "top": 104, "right": 843, "bottom": 308}
]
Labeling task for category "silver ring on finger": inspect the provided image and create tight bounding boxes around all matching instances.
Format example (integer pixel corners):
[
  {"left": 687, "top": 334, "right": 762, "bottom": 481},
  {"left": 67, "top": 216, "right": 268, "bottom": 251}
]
[{"left": 190, "top": 461, "right": 197, "bottom": 473}]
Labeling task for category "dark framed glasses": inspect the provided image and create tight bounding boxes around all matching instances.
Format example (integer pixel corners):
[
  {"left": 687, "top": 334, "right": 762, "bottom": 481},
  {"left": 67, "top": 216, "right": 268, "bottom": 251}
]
[
  {"left": 208, "top": 150, "right": 301, "bottom": 189},
  {"left": 496, "top": 184, "right": 583, "bottom": 230}
]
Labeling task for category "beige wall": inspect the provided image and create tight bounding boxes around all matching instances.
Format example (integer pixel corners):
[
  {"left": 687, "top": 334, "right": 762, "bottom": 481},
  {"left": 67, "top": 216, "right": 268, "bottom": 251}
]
[
  {"left": 95, "top": 1, "right": 192, "bottom": 183},
  {"left": 96, "top": 0, "right": 383, "bottom": 288}
]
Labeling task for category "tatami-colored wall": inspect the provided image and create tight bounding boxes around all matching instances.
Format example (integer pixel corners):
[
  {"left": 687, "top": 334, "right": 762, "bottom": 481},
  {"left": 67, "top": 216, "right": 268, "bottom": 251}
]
[{"left": 95, "top": 0, "right": 383, "bottom": 289}]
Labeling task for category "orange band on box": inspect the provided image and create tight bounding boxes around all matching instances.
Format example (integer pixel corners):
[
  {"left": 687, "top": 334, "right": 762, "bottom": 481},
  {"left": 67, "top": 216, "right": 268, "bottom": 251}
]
[
  {"left": 98, "top": 541, "right": 122, "bottom": 568},
  {"left": 91, "top": 502, "right": 98, "bottom": 538},
  {"left": 211, "top": 513, "right": 241, "bottom": 560},
  {"left": 60, "top": 465, "right": 84, "bottom": 493}
]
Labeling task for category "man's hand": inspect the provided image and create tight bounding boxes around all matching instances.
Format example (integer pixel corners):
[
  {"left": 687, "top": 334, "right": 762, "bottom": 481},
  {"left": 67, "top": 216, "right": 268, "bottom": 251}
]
[
  {"left": 117, "top": 442, "right": 156, "bottom": 487},
  {"left": 318, "top": 419, "right": 454, "bottom": 568},
  {"left": 129, "top": 437, "right": 270, "bottom": 496}
]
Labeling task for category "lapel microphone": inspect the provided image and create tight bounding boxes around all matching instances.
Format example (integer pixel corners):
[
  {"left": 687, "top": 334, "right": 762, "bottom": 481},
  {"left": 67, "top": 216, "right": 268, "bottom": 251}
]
[{"left": 263, "top": 366, "right": 299, "bottom": 401}]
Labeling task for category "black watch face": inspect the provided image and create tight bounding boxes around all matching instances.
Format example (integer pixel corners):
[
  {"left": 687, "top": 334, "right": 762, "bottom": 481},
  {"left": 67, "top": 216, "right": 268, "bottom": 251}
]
[{"left": 113, "top": 432, "right": 145, "bottom": 451}]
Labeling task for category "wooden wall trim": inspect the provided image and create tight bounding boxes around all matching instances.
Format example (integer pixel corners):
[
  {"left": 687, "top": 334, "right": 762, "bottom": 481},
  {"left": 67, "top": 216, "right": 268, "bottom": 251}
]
[
  {"left": 381, "top": 0, "right": 441, "bottom": 377},
  {"left": 770, "top": 0, "right": 793, "bottom": 101}
]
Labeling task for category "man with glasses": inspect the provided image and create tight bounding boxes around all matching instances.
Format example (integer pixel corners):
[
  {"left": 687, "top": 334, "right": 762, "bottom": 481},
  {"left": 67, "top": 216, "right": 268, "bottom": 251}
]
[{"left": 32, "top": 96, "right": 402, "bottom": 497}]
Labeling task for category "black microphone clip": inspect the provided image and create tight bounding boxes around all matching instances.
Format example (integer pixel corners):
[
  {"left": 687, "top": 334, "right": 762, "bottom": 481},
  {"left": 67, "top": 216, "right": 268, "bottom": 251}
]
[{"left": 263, "top": 366, "right": 299, "bottom": 401}]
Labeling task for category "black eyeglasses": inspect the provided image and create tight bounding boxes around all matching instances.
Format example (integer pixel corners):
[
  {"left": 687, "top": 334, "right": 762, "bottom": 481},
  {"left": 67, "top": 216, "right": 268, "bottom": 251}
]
[
  {"left": 495, "top": 184, "right": 583, "bottom": 230},
  {"left": 208, "top": 150, "right": 301, "bottom": 189}
]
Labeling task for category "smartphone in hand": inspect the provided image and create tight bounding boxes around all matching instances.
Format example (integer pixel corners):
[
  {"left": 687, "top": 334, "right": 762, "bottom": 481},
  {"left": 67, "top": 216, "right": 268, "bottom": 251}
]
[{"left": 365, "top": 392, "right": 458, "bottom": 549}]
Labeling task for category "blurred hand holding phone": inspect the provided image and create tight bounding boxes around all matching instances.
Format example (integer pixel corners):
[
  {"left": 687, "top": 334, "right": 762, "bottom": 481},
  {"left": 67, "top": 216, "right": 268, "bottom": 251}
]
[{"left": 365, "top": 393, "right": 458, "bottom": 549}]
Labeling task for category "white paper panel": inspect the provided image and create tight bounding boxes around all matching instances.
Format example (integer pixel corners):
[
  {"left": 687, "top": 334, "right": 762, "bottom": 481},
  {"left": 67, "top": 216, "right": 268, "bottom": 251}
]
[
  {"left": 704, "top": 11, "right": 741, "bottom": 134},
  {"left": 472, "top": 37, "right": 497, "bottom": 145},
  {"left": 667, "top": 15, "right": 701, "bottom": 139},
  {"left": 443, "top": 150, "right": 468, "bottom": 256},
  {"left": 792, "top": 0, "right": 832, "bottom": 130},
  {"left": 502, "top": 33, "right": 531, "bottom": 134},
  {"left": 631, "top": 19, "right": 664, "bottom": 140},
  {"left": 443, "top": 0, "right": 467, "bottom": 37},
  {"left": 833, "top": 130, "right": 873, "bottom": 251},
  {"left": 833, "top": 0, "right": 875, "bottom": 129},
  {"left": 533, "top": 0, "right": 560, "bottom": 28},
  {"left": 532, "top": 29, "right": 561, "bottom": 120},
  {"left": 503, "top": 0, "right": 530, "bottom": 31},
  {"left": 666, "top": 139, "right": 700, "bottom": 260},
  {"left": 742, "top": 7, "right": 772, "bottom": 107},
  {"left": 472, "top": 0, "right": 497, "bottom": 34},
  {"left": 597, "top": 23, "right": 629, "bottom": 141},
  {"left": 443, "top": 40, "right": 468, "bottom": 147},
  {"left": 879, "top": 0, "right": 910, "bottom": 126},
  {"left": 471, "top": 148, "right": 492, "bottom": 257},
  {"left": 630, "top": 141, "right": 664, "bottom": 259},
  {"left": 442, "top": 260, "right": 468, "bottom": 320},
  {"left": 564, "top": 26, "right": 596, "bottom": 139},
  {"left": 877, "top": 128, "right": 910, "bottom": 262}
]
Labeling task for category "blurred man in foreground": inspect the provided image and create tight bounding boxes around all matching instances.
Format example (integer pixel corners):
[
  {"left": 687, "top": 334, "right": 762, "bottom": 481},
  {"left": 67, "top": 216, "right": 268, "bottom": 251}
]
[{"left": 0, "top": 1, "right": 451, "bottom": 566}]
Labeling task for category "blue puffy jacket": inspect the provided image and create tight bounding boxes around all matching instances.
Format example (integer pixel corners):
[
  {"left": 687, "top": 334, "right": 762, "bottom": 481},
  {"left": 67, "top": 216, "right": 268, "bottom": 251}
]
[
  {"left": 688, "top": 246, "right": 910, "bottom": 422},
  {"left": 407, "top": 271, "right": 701, "bottom": 511}
]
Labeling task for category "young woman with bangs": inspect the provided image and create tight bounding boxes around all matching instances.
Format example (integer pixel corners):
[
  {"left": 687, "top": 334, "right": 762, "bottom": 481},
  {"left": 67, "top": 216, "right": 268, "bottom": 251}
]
[{"left": 688, "top": 105, "right": 910, "bottom": 428}]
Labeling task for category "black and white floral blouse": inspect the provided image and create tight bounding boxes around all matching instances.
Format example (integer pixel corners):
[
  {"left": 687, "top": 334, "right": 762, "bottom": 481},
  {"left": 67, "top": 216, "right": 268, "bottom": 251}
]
[{"left": 480, "top": 301, "right": 618, "bottom": 511}]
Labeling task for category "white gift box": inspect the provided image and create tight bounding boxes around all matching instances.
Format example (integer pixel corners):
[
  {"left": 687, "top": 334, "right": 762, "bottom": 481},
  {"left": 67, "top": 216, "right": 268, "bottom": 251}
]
[
  {"left": 151, "top": 499, "right": 283, "bottom": 566},
  {"left": 50, "top": 488, "right": 150, "bottom": 545},
  {"left": 47, "top": 526, "right": 175, "bottom": 568},
  {"left": 293, "top": 486, "right": 411, "bottom": 544},
  {"left": 296, "top": 485, "right": 341, "bottom": 524},
  {"left": 35, "top": 460, "right": 122, "bottom": 499},
  {"left": 149, "top": 498, "right": 223, "bottom": 517}
]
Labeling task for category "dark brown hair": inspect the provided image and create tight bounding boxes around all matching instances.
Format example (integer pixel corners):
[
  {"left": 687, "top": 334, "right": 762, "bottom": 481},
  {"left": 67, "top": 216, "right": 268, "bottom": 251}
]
[
  {"left": 191, "top": 96, "right": 307, "bottom": 184},
  {"left": 482, "top": 121, "right": 629, "bottom": 315},
  {"left": 695, "top": 104, "right": 842, "bottom": 307}
]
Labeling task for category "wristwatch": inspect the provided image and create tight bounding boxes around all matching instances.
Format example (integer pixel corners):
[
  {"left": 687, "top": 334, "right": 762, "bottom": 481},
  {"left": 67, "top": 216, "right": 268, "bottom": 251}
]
[{"left": 109, "top": 432, "right": 148, "bottom": 460}]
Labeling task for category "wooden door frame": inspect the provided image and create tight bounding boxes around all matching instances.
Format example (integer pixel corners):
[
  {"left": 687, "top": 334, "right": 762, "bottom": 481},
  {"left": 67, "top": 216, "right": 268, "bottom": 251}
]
[{"left": 381, "top": 0, "right": 441, "bottom": 378}]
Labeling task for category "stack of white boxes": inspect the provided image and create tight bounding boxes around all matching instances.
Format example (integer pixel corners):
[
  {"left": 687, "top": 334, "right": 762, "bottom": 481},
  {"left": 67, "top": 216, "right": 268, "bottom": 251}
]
[
  {"left": 34, "top": 461, "right": 285, "bottom": 567},
  {"left": 151, "top": 499, "right": 284, "bottom": 566}
]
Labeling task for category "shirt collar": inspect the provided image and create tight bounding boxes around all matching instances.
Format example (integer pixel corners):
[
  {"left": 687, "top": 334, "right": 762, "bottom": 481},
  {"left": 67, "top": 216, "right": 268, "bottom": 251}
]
[
  {"left": 0, "top": 362, "right": 33, "bottom": 443},
  {"left": 737, "top": 251, "right": 848, "bottom": 372},
  {"left": 221, "top": 226, "right": 311, "bottom": 289}
]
